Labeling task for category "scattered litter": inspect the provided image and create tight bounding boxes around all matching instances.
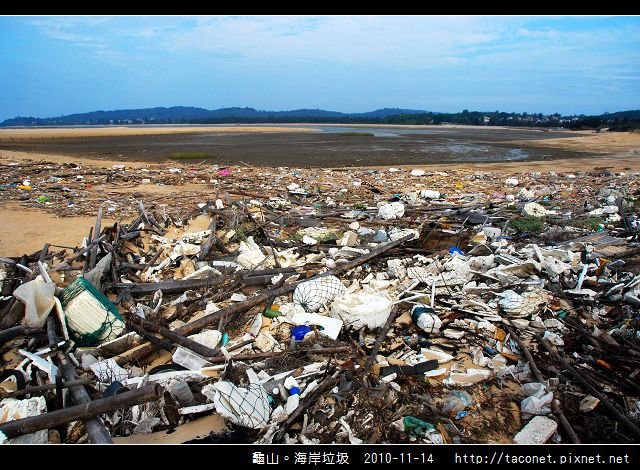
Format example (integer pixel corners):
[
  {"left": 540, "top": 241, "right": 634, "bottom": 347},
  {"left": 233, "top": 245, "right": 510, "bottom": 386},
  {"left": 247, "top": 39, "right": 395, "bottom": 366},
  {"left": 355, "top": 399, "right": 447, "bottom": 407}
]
[
  {"left": 378, "top": 202, "right": 405, "bottom": 220},
  {"left": 59, "top": 277, "right": 125, "bottom": 346},
  {"left": 90, "top": 358, "right": 129, "bottom": 384},
  {"left": 411, "top": 305, "right": 442, "bottom": 333},
  {"left": 579, "top": 395, "right": 600, "bottom": 413},
  {"left": 522, "top": 202, "right": 547, "bottom": 217},
  {"left": 0, "top": 160, "right": 638, "bottom": 445},
  {"left": 293, "top": 276, "right": 346, "bottom": 312},
  {"left": 204, "top": 381, "right": 271, "bottom": 429},
  {"left": 513, "top": 416, "right": 558, "bottom": 444},
  {"left": 0, "top": 396, "right": 48, "bottom": 444},
  {"left": 331, "top": 291, "right": 392, "bottom": 329},
  {"left": 13, "top": 277, "right": 56, "bottom": 328}
]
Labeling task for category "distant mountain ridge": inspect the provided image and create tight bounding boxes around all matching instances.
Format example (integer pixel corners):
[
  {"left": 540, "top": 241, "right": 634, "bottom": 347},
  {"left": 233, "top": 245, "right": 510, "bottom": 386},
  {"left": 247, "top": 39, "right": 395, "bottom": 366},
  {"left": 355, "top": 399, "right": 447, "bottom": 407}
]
[
  {"left": 0, "top": 106, "right": 431, "bottom": 126},
  {"left": 2, "top": 106, "right": 639, "bottom": 131}
]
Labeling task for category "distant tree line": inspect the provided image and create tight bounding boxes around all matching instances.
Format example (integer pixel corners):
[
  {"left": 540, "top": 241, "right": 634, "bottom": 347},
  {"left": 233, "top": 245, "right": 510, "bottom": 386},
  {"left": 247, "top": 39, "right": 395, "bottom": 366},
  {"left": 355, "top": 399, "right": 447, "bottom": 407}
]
[
  {"left": 3, "top": 107, "right": 639, "bottom": 131},
  {"left": 183, "top": 110, "right": 640, "bottom": 131},
  {"left": 379, "top": 110, "right": 640, "bottom": 131}
]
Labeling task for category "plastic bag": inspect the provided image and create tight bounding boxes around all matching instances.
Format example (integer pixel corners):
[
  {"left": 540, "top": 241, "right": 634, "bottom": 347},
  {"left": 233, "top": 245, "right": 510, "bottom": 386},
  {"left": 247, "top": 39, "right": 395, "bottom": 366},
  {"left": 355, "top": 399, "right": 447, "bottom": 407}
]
[
  {"left": 522, "top": 382, "right": 547, "bottom": 398},
  {"left": 522, "top": 202, "right": 547, "bottom": 217},
  {"left": 403, "top": 416, "right": 435, "bottom": 437},
  {"left": 498, "top": 289, "right": 549, "bottom": 318},
  {"left": 0, "top": 396, "right": 48, "bottom": 444},
  {"left": 442, "top": 390, "right": 473, "bottom": 414},
  {"left": 13, "top": 277, "right": 56, "bottom": 328},
  {"left": 378, "top": 202, "right": 405, "bottom": 220},
  {"left": 237, "top": 236, "right": 267, "bottom": 269},
  {"left": 521, "top": 392, "right": 553, "bottom": 415}
]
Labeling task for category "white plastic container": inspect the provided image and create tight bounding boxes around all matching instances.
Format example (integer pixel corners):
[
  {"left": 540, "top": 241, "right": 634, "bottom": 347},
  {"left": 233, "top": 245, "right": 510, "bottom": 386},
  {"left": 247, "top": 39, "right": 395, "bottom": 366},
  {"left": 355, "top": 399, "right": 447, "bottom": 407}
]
[{"left": 330, "top": 291, "right": 392, "bottom": 329}]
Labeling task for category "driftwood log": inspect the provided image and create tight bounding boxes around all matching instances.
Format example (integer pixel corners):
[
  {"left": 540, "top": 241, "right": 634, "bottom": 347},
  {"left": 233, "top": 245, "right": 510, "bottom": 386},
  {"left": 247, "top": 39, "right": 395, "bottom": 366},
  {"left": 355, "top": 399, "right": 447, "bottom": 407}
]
[{"left": 0, "top": 383, "right": 162, "bottom": 440}]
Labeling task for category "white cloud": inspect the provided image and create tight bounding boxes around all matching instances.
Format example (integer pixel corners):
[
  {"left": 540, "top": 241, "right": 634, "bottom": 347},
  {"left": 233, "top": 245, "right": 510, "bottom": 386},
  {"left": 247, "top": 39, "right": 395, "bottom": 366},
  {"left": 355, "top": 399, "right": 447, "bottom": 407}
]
[
  {"left": 153, "top": 15, "right": 501, "bottom": 68},
  {"left": 27, "top": 16, "right": 126, "bottom": 61},
  {"left": 23, "top": 15, "right": 640, "bottom": 89}
]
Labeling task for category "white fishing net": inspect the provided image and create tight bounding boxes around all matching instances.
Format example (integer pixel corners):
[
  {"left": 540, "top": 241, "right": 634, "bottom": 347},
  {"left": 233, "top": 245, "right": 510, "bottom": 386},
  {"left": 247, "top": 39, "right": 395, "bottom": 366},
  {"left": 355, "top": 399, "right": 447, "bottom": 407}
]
[{"left": 293, "top": 275, "right": 346, "bottom": 312}]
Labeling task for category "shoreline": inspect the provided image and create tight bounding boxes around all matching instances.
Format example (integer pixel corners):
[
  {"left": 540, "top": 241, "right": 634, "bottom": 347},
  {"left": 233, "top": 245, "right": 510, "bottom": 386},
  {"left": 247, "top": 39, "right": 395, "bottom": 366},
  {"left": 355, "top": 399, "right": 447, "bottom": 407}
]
[
  {"left": 0, "top": 125, "right": 319, "bottom": 141},
  {"left": 3, "top": 125, "right": 636, "bottom": 169},
  {"left": 0, "top": 127, "right": 638, "bottom": 256},
  {"left": 0, "top": 123, "right": 594, "bottom": 141},
  {"left": 1, "top": 144, "right": 639, "bottom": 172}
]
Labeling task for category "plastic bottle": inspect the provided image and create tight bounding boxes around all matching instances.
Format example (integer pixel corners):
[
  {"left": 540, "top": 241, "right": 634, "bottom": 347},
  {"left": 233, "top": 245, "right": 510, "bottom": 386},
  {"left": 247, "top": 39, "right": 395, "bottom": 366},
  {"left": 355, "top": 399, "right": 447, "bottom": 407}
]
[
  {"left": 291, "top": 325, "right": 312, "bottom": 341},
  {"left": 285, "top": 393, "right": 300, "bottom": 415},
  {"left": 411, "top": 304, "right": 442, "bottom": 333},
  {"left": 168, "top": 380, "right": 196, "bottom": 407}
]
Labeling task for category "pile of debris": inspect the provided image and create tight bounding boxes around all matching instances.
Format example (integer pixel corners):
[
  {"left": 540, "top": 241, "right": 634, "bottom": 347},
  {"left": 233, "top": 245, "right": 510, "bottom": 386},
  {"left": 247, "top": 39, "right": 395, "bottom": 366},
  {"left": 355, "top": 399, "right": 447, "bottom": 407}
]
[{"left": 1, "top": 159, "right": 640, "bottom": 444}]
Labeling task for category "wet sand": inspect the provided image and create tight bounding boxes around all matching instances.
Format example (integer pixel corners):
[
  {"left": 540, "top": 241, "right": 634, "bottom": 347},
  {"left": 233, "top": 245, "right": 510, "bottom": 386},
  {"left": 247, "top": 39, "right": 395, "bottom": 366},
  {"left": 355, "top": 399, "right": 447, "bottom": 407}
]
[
  {"left": 0, "top": 125, "right": 317, "bottom": 141},
  {"left": 1, "top": 126, "right": 639, "bottom": 171},
  {"left": 1, "top": 126, "right": 639, "bottom": 255},
  {"left": 0, "top": 123, "right": 590, "bottom": 140},
  {"left": 0, "top": 125, "right": 616, "bottom": 167}
]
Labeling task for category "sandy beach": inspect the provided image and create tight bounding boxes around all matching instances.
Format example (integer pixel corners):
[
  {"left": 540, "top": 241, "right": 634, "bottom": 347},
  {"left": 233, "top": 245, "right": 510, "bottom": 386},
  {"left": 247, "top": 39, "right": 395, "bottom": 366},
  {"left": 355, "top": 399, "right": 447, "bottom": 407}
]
[
  {"left": 0, "top": 125, "right": 318, "bottom": 141},
  {"left": 509, "top": 130, "right": 640, "bottom": 156},
  {"left": 0, "top": 123, "right": 594, "bottom": 141},
  {"left": 0, "top": 124, "right": 629, "bottom": 167},
  {"left": 3, "top": 15, "right": 637, "bottom": 446},
  {"left": 0, "top": 202, "right": 117, "bottom": 256},
  {"left": 1, "top": 127, "right": 639, "bottom": 170},
  {"left": 1, "top": 127, "right": 639, "bottom": 256}
]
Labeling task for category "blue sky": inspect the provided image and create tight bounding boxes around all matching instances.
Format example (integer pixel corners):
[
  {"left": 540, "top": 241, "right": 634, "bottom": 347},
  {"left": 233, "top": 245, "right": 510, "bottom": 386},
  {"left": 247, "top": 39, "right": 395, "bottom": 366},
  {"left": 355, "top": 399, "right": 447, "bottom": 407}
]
[{"left": 0, "top": 15, "right": 639, "bottom": 121}]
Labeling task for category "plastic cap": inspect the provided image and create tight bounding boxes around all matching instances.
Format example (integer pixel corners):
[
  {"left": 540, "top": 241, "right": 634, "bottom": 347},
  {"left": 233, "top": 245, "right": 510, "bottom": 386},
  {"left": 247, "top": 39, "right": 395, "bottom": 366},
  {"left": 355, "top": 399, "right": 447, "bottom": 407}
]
[{"left": 291, "top": 325, "right": 312, "bottom": 341}]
